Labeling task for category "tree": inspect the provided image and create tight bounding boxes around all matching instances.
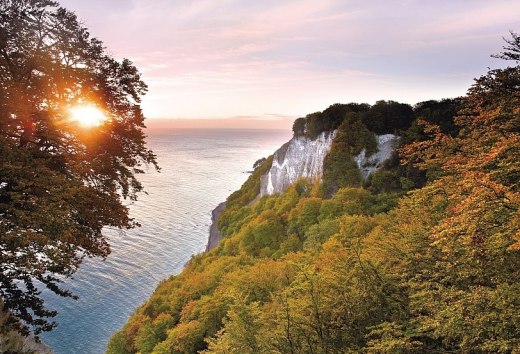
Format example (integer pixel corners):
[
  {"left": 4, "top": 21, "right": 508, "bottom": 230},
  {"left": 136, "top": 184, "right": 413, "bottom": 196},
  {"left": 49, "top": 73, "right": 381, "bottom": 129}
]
[
  {"left": 0, "top": 0, "right": 157, "bottom": 334},
  {"left": 492, "top": 30, "right": 520, "bottom": 62},
  {"left": 205, "top": 300, "right": 274, "bottom": 354},
  {"left": 396, "top": 32, "right": 520, "bottom": 352},
  {"left": 412, "top": 98, "right": 462, "bottom": 137},
  {"left": 292, "top": 117, "right": 306, "bottom": 137},
  {"left": 304, "top": 111, "right": 323, "bottom": 139},
  {"left": 362, "top": 100, "right": 414, "bottom": 134}
]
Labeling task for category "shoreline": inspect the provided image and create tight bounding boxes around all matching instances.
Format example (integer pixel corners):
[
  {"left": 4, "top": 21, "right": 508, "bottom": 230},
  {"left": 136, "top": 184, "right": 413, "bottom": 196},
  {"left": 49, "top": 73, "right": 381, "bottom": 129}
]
[{"left": 205, "top": 202, "right": 226, "bottom": 251}]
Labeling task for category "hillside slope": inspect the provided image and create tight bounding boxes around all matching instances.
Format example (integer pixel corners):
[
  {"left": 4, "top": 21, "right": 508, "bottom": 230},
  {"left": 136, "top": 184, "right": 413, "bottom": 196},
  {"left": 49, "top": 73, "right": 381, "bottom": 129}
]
[{"left": 107, "top": 49, "right": 519, "bottom": 353}]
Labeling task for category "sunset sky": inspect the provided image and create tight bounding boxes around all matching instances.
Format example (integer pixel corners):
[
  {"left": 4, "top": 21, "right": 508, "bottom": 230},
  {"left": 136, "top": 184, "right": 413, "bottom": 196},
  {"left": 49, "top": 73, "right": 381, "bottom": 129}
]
[{"left": 59, "top": 0, "right": 519, "bottom": 128}]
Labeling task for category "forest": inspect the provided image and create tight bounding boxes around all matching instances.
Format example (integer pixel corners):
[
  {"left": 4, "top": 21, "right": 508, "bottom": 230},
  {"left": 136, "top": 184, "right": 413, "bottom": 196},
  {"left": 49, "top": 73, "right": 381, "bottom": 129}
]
[{"left": 107, "top": 35, "right": 520, "bottom": 354}]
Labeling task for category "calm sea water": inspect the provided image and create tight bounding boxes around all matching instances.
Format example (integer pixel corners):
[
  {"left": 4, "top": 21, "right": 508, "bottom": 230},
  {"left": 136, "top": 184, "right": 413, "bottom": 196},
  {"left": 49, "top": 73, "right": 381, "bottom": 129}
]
[{"left": 40, "top": 128, "right": 291, "bottom": 354}]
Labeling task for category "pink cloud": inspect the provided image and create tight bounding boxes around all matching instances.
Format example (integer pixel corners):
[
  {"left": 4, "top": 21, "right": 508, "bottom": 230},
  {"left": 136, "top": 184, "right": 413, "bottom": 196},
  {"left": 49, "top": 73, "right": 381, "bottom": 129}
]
[{"left": 59, "top": 0, "right": 518, "bottom": 121}]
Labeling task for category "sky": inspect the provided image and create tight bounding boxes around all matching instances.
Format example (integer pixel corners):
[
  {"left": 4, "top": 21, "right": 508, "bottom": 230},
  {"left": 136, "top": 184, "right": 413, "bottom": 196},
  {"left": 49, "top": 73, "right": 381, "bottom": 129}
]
[{"left": 58, "top": 0, "right": 520, "bottom": 129}]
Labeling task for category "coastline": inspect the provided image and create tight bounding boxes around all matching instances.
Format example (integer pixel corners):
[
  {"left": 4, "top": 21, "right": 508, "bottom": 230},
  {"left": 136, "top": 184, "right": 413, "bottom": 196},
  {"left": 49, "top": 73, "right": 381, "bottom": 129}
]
[{"left": 205, "top": 202, "right": 226, "bottom": 251}]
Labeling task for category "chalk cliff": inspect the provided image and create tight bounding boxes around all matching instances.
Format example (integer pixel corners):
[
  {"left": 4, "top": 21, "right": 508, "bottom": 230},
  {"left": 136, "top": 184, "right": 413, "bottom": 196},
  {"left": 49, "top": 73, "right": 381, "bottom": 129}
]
[
  {"left": 206, "top": 132, "right": 400, "bottom": 252},
  {"left": 259, "top": 131, "right": 336, "bottom": 196},
  {"left": 258, "top": 132, "right": 399, "bottom": 197},
  {"left": 354, "top": 134, "right": 400, "bottom": 180}
]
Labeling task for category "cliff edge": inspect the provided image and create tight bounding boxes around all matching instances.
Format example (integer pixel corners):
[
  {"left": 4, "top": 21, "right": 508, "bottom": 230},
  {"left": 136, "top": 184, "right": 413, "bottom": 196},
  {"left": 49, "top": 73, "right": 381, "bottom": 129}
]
[
  {"left": 205, "top": 202, "right": 226, "bottom": 251},
  {"left": 259, "top": 131, "right": 336, "bottom": 196}
]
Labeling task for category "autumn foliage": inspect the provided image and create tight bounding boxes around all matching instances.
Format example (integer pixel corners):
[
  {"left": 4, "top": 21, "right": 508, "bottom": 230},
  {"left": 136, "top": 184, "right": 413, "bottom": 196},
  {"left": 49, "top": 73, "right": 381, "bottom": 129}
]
[{"left": 108, "top": 35, "right": 519, "bottom": 353}]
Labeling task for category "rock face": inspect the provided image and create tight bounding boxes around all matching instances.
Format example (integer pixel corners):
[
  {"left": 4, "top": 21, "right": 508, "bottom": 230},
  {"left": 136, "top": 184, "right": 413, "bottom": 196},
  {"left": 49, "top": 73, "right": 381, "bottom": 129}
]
[
  {"left": 354, "top": 134, "right": 400, "bottom": 180},
  {"left": 205, "top": 202, "right": 226, "bottom": 252},
  {"left": 207, "top": 132, "right": 400, "bottom": 252},
  {"left": 259, "top": 131, "right": 336, "bottom": 196},
  {"left": 259, "top": 131, "right": 400, "bottom": 197}
]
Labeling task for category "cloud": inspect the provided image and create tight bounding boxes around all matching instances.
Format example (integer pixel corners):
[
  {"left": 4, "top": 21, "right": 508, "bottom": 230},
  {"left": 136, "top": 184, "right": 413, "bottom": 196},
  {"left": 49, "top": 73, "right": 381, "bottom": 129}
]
[{"left": 59, "top": 0, "right": 520, "bottom": 119}]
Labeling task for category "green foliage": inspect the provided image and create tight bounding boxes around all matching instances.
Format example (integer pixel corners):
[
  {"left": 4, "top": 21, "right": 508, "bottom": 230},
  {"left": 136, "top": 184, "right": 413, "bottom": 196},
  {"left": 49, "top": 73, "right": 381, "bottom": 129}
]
[
  {"left": 0, "top": 0, "right": 157, "bottom": 334},
  {"left": 105, "top": 331, "right": 130, "bottom": 354},
  {"left": 291, "top": 97, "right": 459, "bottom": 199},
  {"left": 302, "top": 103, "right": 370, "bottom": 139},
  {"left": 134, "top": 314, "right": 174, "bottom": 353},
  {"left": 218, "top": 155, "right": 274, "bottom": 238},
  {"left": 320, "top": 141, "right": 362, "bottom": 196},
  {"left": 331, "top": 187, "right": 399, "bottom": 216},
  {"left": 272, "top": 178, "right": 313, "bottom": 215},
  {"left": 293, "top": 97, "right": 459, "bottom": 197},
  {"left": 292, "top": 117, "right": 306, "bottom": 136},
  {"left": 109, "top": 34, "right": 520, "bottom": 354},
  {"left": 153, "top": 320, "right": 206, "bottom": 354},
  {"left": 304, "top": 111, "right": 323, "bottom": 139},
  {"left": 303, "top": 219, "right": 339, "bottom": 250},
  {"left": 412, "top": 98, "right": 462, "bottom": 137},
  {"left": 362, "top": 100, "right": 414, "bottom": 134},
  {"left": 287, "top": 197, "right": 322, "bottom": 238},
  {"left": 238, "top": 210, "right": 285, "bottom": 256},
  {"left": 204, "top": 300, "right": 276, "bottom": 354},
  {"left": 224, "top": 155, "right": 273, "bottom": 209},
  {"left": 320, "top": 113, "right": 378, "bottom": 196},
  {"left": 217, "top": 205, "right": 253, "bottom": 238},
  {"left": 109, "top": 182, "right": 401, "bottom": 353},
  {"left": 252, "top": 157, "right": 266, "bottom": 169},
  {"left": 368, "top": 169, "right": 401, "bottom": 193},
  {"left": 366, "top": 322, "right": 424, "bottom": 353}
]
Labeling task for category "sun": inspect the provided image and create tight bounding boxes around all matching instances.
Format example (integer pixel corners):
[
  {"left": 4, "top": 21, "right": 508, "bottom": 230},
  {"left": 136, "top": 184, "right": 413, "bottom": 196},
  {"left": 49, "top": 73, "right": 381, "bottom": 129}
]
[{"left": 69, "top": 104, "right": 107, "bottom": 127}]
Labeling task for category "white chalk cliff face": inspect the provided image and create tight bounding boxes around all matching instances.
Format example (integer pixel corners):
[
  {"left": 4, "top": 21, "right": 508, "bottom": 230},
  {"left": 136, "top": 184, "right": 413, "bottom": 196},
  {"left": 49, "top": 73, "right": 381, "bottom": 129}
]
[
  {"left": 259, "top": 131, "right": 336, "bottom": 196},
  {"left": 259, "top": 131, "right": 400, "bottom": 196},
  {"left": 354, "top": 134, "right": 400, "bottom": 180}
]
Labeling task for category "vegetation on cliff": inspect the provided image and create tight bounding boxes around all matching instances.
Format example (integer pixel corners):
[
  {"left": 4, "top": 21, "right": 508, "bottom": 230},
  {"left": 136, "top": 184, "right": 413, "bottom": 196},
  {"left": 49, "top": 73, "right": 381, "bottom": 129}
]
[{"left": 108, "top": 35, "right": 520, "bottom": 353}]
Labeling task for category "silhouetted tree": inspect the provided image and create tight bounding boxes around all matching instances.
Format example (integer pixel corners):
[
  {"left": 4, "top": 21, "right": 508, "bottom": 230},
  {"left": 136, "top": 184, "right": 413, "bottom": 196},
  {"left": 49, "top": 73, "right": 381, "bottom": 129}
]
[
  {"left": 292, "top": 117, "right": 306, "bottom": 136},
  {"left": 0, "top": 0, "right": 157, "bottom": 334},
  {"left": 304, "top": 111, "right": 323, "bottom": 139},
  {"left": 492, "top": 30, "right": 520, "bottom": 62},
  {"left": 363, "top": 100, "right": 414, "bottom": 134},
  {"left": 413, "top": 98, "right": 462, "bottom": 136}
]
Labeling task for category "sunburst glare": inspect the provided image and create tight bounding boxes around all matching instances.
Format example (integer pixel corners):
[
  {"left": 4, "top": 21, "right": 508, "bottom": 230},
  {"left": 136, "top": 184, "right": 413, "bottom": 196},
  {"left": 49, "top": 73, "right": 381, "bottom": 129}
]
[{"left": 69, "top": 104, "right": 106, "bottom": 127}]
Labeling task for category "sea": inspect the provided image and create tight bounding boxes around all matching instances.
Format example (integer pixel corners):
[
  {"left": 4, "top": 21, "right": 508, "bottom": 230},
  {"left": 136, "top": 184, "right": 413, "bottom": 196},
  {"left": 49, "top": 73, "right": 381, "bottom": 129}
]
[{"left": 40, "top": 128, "right": 291, "bottom": 354}]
